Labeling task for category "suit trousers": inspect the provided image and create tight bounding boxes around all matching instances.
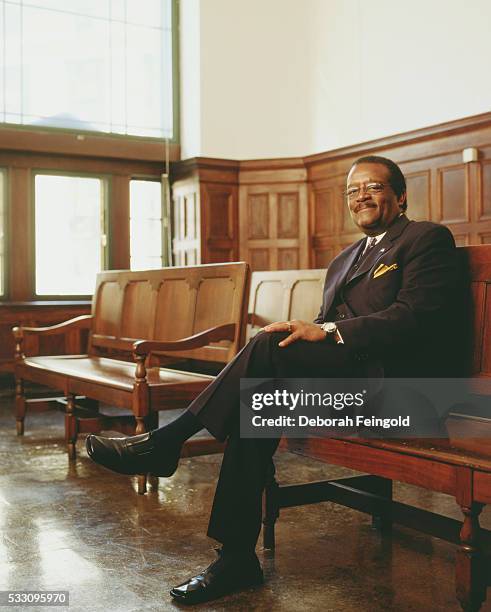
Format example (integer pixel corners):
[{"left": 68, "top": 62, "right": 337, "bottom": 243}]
[{"left": 188, "top": 331, "right": 355, "bottom": 549}]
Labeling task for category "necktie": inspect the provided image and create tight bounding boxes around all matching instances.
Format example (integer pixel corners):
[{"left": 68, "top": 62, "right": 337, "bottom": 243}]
[
  {"left": 347, "top": 237, "right": 377, "bottom": 280},
  {"left": 363, "top": 236, "right": 377, "bottom": 257}
]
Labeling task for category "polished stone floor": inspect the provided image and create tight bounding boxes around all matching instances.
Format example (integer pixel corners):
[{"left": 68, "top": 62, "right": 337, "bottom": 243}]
[{"left": 0, "top": 387, "right": 490, "bottom": 612}]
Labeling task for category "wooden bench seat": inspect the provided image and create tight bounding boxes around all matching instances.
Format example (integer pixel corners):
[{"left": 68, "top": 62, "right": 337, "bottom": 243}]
[
  {"left": 256, "top": 246, "right": 491, "bottom": 611},
  {"left": 13, "top": 263, "right": 250, "bottom": 492},
  {"left": 23, "top": 355, "right": 213, "bottom": 392}
]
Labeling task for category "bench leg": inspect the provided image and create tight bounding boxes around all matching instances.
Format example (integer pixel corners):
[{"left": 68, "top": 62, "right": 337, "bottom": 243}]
[
  {"left": 135, "top": 416, "right": 148, "bottom": 495},
  {"left": 368, "top": 476, "right": 393, "bottom": 532},
  {"left": 456, "top": 502, "right": 486, "bottom": 612},
  {"left": 65, "top": 393, "right": 78, "bottom": 460},
  {"left": 15, "top": 377, "right": 26, "bottom": 435},
  {"left": 262, "top": 465, "right": 279, "bottom": 550}
]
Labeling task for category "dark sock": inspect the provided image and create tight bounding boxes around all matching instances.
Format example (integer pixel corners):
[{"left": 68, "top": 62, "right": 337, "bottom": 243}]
[
  {"left": 151, "top": 410, "right": 204, "bottom": 446},
  {"left": 221, "top": 543, "right": 257, "bottom": 560}
]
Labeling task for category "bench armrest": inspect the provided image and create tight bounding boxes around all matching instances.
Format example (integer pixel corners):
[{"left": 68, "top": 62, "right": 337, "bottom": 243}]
[
  {"left": 13, "top": 314, "right": 93, "bottom": 337},
  {"left": 133, "top": 323, "right": 236, "bottom": 356},
  {"left": 13, "top": 315, "right": 93, "bottom": 360}
]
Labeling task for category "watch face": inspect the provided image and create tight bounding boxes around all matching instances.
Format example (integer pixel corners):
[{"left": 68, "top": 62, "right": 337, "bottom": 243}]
[{"left": 323, "top": 322, "right": 337, "bottom": 334}]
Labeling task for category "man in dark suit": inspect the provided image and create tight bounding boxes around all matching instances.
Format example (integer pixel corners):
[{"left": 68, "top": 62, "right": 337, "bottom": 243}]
[{"left": 87, "top": 156, "right": 459, "bottom": 604}]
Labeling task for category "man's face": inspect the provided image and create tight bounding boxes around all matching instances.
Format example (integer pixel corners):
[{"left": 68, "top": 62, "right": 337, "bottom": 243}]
[{"left": 346, "top": 162, "right": 406, "bottom": 235}]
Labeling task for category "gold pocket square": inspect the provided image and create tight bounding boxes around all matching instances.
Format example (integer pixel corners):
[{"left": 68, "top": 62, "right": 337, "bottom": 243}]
[{"left": 373, "top": 263, "right": 398, "bottom": 278}]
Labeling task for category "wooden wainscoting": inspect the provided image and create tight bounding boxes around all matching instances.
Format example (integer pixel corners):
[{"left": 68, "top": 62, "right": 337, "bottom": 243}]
[
  {"left": 170, "top": 158, "right": 239, "bottom": 265},
  {"left": 238, "top": 159, "right": 309, "bottom": 271},
  {"left": 171, "top": 112, "right": 491, "bottom": 270}
]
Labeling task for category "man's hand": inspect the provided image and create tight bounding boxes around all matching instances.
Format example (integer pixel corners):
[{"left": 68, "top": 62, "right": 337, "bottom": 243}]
[{"left": 262, "top": 320, "right": 328, "bottom": 347}]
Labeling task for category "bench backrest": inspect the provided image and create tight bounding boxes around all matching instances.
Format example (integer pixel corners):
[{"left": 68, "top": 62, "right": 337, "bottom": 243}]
[
  {"left": 89, "top": 262, "right": 250, "bottom": 364},
  {"left": 247, "top": 269, "right": 325, "bottom": 341},
  {"left": 460, "top": 245, "right": 491, "bottom": 380}
]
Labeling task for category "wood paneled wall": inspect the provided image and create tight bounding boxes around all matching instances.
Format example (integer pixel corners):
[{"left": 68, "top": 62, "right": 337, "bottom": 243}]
[
  {"left": 238, "top": 161, "right": 309, "bottom": 270},
  {"left": 171, "top": 112, "right": 491, "bottom": 270},
  {"left": 170, "top": 158, "right": 239, "bottom": 265}
]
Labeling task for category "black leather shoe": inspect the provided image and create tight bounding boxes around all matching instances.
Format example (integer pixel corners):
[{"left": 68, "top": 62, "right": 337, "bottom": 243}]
[
  {"left": 85, "top": 431, "right": 180, "bottom": 477},
  {"left": 170, "top": 549, "right": 263, "bottom": 605}
]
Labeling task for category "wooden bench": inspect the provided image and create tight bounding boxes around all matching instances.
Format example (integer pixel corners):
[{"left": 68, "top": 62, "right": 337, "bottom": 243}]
[
  {"left": 13, "top": 263, "right": 249, "bottom": 492},
  {"left": 256, "top": 246, "right": 491, "bottom": 612},
  {"left": 247, "top": 268, "right": 326, "bottom": 340}
]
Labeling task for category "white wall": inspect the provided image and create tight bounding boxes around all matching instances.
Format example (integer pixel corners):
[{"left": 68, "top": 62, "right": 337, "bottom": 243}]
[
  {"left": 180, "top": 0, "right": 491, "bottom": 160},
  {"left": 180, "top": 0, "right": 312, "bottom": 159},
  {"left": 309, "top": 0, "right": 491, "bottom": 153}
]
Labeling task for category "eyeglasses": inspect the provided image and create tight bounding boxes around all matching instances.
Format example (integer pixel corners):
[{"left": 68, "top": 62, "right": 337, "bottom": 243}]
[{"left": 344, "top": 182, "right": 388, "bottom": 199}]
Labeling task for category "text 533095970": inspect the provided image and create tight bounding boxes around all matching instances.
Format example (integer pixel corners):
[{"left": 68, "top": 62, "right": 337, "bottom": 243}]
[{"left": 0, "top": 591, "right": 69, "bottom": 606}]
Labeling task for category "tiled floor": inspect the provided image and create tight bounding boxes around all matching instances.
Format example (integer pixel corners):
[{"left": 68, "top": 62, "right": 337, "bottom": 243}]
[{"left": 0, "top": 388, "right": 490, "bottom": 611}]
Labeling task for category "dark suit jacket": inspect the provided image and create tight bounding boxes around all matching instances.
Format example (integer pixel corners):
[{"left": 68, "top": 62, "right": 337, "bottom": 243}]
[{"left": 314, "top": 215, "right": 461, "bottom": 378}]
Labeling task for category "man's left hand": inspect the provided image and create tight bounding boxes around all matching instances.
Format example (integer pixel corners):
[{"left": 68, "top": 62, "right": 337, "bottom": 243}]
[{"left": 262, "top": 320, "right": 328, "bottom": 347}]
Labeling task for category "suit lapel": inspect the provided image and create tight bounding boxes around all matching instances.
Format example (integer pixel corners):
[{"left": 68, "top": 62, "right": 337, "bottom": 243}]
[
  {"left": 345, "top": 215, "right": 411, "bottom": 285},
  {"left": 321, "top": 239, "right": 365, "bottom": 315}
]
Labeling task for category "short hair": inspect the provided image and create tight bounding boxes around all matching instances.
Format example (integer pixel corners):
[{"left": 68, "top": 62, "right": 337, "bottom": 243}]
[{"left": 351, "top": 155, "right": 407, "bottom": 212}]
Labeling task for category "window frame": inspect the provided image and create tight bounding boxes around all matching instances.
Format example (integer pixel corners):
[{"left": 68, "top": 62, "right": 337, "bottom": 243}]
[
  {"left": 129, "top": 174, "right": 173, "bottom": 271},
  {"left": 0, "top": 167, "right": 7, "bottom": 298},
  {"left": 31, "top": 169, "right": 110, "bottom": 300},
  {"left": 0, "top": 140, "right": 167, "bottom": 303},
  {"left": 0, "top": 0, "right": 180, "bottom": 145}
]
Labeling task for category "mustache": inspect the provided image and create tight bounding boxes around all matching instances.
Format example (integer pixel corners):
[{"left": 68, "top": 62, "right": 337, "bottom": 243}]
[{"left": 353, "top": 202, "right": 377, "bottom": 213}]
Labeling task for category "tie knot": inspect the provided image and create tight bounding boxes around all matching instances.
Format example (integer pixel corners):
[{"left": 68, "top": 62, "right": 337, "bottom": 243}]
[{"left": 366, "top": 237, "right": 377, "bottom": 252}]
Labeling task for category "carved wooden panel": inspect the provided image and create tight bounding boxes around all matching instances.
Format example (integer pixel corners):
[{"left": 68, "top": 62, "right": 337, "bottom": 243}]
[
  {"left": 278, "top": 248, "right": 299, "bottom": 270},
  {"left": 207, "top": 248, "right": 234, "bottom": 263},
  {"left": 480, "top": 160, "right": 491, "bottom": 220},
  {"left": 314, "top": 248, "right": 335, "bottom": 269},
  {"left": 277, "top": 193, "right": 299, "bottom": 238},
  {"left": 341, "top": 197, "right": 355, "bottom": 233},
  {"left": 249, "top": 248, "right": 270, "bottom": 271},
  {"left": 172, "top": 183, "right": 200, "bottom": 266},
  {"left": 208, "top": 191, "right": 232, "bottom": 238},
  {"left": 170, "top": 160, "right": 239, "bottom": 265},
  {"left": 239, "top": 175, "right": 308, "bottom": 271},
  {"left": 289, "top": 275, "right": 325, "bottom": 322},
  {"left": 202, "top": 182, "right": 238, "bottom": 263},
  {"left": 313, "top": 189, "right": 335, "bottom": 235},
  {"left": 481, "top": 282, "right": 491, "bottom": 376},
  {"left": 185, "top": 193, "right": 197, "bottom": 239},
  {"left": 438, "top": 165, "right": 468, "bottom": 224},
  {"left": 405, "top": 171, "right": 430, "bottom": 221},
  {"left": 121, "top": 281, "right": 154, "bottom": 339},
  {"left": 155, "top": 279, "right": 193, "bottom": 341},
  {"left": 248, "top": 194, "right": 269, "bottom": 239},
  {"left": 480, "top": 233, "right": 491, "bottom": 244},
  {"left": 247, "top": 269, "right": 325, "bottom": 339},
  {"left": 94, "top": 281, "right": 122, "bottom": 336}
]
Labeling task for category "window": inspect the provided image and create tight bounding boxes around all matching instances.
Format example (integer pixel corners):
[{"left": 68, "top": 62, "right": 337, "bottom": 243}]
[
  {"left": 130, "top": 179, "right": 164, "bottom": 270},
  {"left": 34, "top": 174, "right": 106, "bottom": 296},
  {"left": 0, "top": 0, "right": 174, "bottom": 139}
]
